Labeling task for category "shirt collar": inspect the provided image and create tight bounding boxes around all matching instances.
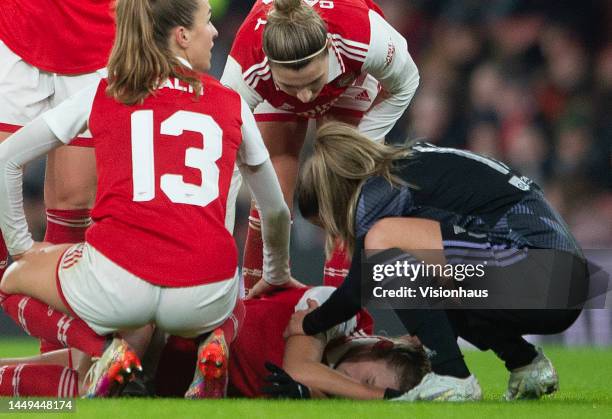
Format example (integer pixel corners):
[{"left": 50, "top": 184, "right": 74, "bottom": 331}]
[
  {"left": 327, "top": 43, "right": 344, "bottom": 82},
  {"left": 176, "top": 56, "right": 193, "bottom": 70}
]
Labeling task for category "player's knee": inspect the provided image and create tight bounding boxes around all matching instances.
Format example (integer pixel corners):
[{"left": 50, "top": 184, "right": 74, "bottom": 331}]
[
  {"left": 45, "top": 186, "right": 95, "bottom": 209},
  {"left": 0, "top": 265, "right": 20, "bottom": 294}
]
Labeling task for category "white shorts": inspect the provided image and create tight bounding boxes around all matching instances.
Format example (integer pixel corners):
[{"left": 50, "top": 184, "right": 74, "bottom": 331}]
[
  {"left": 253, "top": 73, "right": 380, "bottom": 122},
  {"left": 57, "top": 243, "right": 239, "bottom": 337},
  {"left": 0, "top": 40, "right": 106, "bottom": 146}
]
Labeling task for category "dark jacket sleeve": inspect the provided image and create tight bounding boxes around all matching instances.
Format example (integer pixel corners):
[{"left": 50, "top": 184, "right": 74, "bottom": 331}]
[{"left": 302, "top": 236, "right": 366, "bottom": 336}]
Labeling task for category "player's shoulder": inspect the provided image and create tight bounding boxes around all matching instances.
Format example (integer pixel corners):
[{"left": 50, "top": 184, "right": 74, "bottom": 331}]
[
  {"left": 322, "top": 0, "right": 374, "bottom": 45},
  {"left": 200, "top": 73, "right": 242, "bottom": 101},
  {"left": 230, "top": 0, "right": 270, "bottom": 67}
]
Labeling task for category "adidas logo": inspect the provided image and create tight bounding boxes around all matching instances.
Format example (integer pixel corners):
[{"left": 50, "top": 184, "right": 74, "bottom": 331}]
[{"left": 354, "top": 90, "right": 370, "bottom": 102}]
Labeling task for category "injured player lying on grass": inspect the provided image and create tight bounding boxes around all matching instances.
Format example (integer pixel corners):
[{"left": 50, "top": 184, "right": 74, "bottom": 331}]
[{"left": 0, "top": 286, "right": 430, "bottom": 399}]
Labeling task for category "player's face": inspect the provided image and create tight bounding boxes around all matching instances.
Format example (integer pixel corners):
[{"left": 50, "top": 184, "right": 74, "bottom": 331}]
[
  {"left": 271, "top": 55, "right": 329, "bottom": 103},
  {"left": 184, "top": 0, "right": 218, "bottom": 72},
  {"left": 336, "top": 359, "right": 399, "bottom": 390}
]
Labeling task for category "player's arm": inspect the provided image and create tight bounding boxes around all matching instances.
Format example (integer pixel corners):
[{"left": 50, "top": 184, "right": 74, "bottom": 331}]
[
  {"left": 282, "top": 334, "right": 385, "bottom": 399},
  {"left": 237, "top": 98, "right": 291, "bottom": 286},
  {"left": 0, "top": 84, "right": 96, "bottom": 257},
  {"left": 290, "top": 179, "right": 414, "bottom": 336},
  {"left": 281, "top": 287, "right": 384, "bottom": 399},
  {"left": 359, "top": 10, "right": 419, "bottom": 141},
  {"left": 220, "top": 56, "right": 265, "bottom": 112}
]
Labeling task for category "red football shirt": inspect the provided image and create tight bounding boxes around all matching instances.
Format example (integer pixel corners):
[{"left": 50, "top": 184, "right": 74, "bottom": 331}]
[
  {"left": 0, "top": 0, "right": 115, "bottom": 74},
  {"left": 224, "top": 0, "right": 379, "bottom": 118},
  {"left": 85, "top": 76, "right": 244, "bottom": 286},
  {"left": 154, "top": 287, "right": 373, "bottom": 397}
]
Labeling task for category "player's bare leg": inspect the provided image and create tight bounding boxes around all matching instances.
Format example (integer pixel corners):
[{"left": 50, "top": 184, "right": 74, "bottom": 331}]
[
  {"left": 44, "top": 145, "right": 96, "bottom": 211},
  {"left": 242, "top": 120, "right": 308, "bottom": 292},
  {"left": 0, "top": 244, "right": 72, "bottom": 313}
]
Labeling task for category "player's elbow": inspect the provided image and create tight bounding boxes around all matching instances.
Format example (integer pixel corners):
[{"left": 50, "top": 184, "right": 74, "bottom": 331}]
[{"left": 261, "top": 204, "right": 290, "bottom": 228}]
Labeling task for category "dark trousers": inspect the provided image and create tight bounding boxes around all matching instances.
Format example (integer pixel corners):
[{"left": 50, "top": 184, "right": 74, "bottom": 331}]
[{"left": 394, "top": 308, "right": 581, "bottom": 372}]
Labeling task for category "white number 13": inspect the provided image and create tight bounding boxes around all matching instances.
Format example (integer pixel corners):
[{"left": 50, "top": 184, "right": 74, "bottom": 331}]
[{"left": 131, "top": 110, "right": 222, "bottom": 207}]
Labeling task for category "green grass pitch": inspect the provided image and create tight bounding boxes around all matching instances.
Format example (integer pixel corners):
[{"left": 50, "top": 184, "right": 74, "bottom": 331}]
[{"left": 0, "top": 338, "right": 610, "bottom": 418}]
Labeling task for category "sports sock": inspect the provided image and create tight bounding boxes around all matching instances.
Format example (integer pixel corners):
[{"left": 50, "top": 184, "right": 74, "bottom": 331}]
[
  {"left": 448, "top": 311, "right": 538, "bottom": 371},
  {"left": 242, "top": 206, "right": 263, "bottom": 293},
  {"left": 0, "top": 293, "right": 107, "bottom": 357},
  {"left": 44, "top": 208, "right": 92, "bottom": 244},
  {"left": 489, "top": 336, "right": 538, "bottom": 371},
  {"left": 323, "top": 240, "right": 350, "bottom": 287},
  {"left": 41, "top": 208, "right": 92, "bottom": 353},
  {"left": 0, "top": 364, "right": 78, "bottom": 397},
  {"left": 219, "top": 299, "right": 245, "bottom": 344}
]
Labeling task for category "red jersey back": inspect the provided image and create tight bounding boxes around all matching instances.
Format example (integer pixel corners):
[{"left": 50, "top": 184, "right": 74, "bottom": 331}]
[
  {"left": 87, "top": 75, "right": 243, "bottom": 287},
  {"left": 230, "top": 0, "right": 378, "bottom": 118},
  {"left": 0, "top": 0, "right": 115, "bottom": 74}
]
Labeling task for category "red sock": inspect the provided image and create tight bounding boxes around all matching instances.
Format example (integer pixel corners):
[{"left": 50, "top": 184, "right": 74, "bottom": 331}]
[
  {"left": 41, "top": 208, "right": 92, "bottom": 353},
  {"left": 44, "top": 208, "right": 92, "bottom": 244},
  {"left": 323, "top": 240, "right": 351, "bottom": 287},
  {"left": 242, "top": 207, "right": 263, "bottom": 293},
  {"left": 0, "top": 364, "right": 78, "bottom": 397},
  {"left": 219, "top": 299, "right": 245, "bottom": 344},
  {"left": 0, "top": 237, "right": 8, "bottom": 280},
  {"left": 0, "top": 294, "right": 107, "bottom": 357}
]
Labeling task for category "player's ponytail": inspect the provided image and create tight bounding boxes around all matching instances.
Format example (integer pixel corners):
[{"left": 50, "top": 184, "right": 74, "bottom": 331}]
[
  {"left": 297, "top": 123, "right": 412, "bottom": 256},
  {"left": 263, "top": 0, "right": 328, "bottom": 70},
  {"left": 107, "top": 0, "right": 202, "bottom": 105}
]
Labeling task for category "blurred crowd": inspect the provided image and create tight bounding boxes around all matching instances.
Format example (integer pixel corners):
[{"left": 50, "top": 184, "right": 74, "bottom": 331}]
[{"left": 18, "top": 0, "right": 611, "bottom": 343}]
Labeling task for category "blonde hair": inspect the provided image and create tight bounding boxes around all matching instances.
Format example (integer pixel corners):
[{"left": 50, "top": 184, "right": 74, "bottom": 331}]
[
  {"left": 263, "top": 0, "right": 328, "bottom": 70},
  {"left": 297, "top": 123, "right": 412, "bottom": 256},
  {"left": 107, "top": 0, "right": 202, "bottom": 105}
]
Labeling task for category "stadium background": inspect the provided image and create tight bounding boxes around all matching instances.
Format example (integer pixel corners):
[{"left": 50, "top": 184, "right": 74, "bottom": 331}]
[{"left": 1, "top": 0, "right": 610, "bottom": 347}]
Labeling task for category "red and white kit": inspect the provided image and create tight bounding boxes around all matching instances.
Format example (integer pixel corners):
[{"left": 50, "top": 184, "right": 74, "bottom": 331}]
[
  {"left": 221, "top": 0, "right": 419, "bottom": 140},
  {"left": 0, "top": 68, "right": 276, "bottom": 336},
  {"left": 0, "top": 0, "right": 115, "bottom": 144},
  {"left": 155, "top": 286, "right": 375, "bottom": 398}
]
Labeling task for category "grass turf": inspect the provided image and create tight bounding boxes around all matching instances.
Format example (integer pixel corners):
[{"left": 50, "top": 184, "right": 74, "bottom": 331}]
[{"left": 0, "top": 338, "right": 610, "bottom": 418}]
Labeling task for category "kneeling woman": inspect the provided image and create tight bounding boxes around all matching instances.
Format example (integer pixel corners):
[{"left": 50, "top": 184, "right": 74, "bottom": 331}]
[{"left": 284, "top": 123, "right": 589, "bottom": 401}]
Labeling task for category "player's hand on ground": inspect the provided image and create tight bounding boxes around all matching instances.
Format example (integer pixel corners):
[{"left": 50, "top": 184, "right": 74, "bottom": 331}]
[
  {"left": 12, "top": 241, "right": 53, "bottom": 261},
  {"left": 246, "top": 277, "right": 306, "bottom": 300},
  {"left": 262, "top": 362, "right": 311, "bottom": 399},
  {"left": 283, "top": 298, "right": 319, "bottom": 339}
]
